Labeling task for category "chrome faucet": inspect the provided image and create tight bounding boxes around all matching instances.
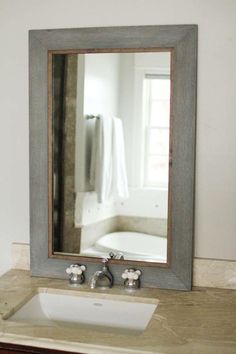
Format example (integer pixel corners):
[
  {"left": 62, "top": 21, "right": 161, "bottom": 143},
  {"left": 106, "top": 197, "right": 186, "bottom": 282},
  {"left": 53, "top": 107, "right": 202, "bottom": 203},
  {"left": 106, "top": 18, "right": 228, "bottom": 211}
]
[{"left": 90, "top": 258, "right": 113, "bottom": 289}]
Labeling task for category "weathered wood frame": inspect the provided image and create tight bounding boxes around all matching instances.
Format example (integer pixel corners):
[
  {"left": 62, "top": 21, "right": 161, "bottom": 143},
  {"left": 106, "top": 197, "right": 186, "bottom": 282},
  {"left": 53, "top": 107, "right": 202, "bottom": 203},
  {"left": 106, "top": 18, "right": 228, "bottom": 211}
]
[{"left": 29, "top": 25, "right": 197, "bottom": 290}]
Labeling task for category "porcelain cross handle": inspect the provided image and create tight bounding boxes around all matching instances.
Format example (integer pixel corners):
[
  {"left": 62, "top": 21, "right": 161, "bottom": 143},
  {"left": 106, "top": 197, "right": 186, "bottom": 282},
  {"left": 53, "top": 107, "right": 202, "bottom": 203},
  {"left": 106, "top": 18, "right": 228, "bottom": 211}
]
[
  {"left": 66, "top": 264, "right": 86, "bottom": 275},
  {"left": 122, "top": 269, "right": 142, "bottom": 280}
]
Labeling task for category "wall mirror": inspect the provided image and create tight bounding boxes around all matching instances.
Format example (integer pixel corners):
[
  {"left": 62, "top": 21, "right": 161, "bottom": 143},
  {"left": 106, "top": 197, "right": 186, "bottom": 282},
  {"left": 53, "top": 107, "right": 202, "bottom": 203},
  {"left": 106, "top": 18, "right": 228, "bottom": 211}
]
[
  {"left": 29, "top": 25, "right": 197, "bottom": 290},
  {"left": 50, "top": 50, "right": 171, "bottom": 264}
]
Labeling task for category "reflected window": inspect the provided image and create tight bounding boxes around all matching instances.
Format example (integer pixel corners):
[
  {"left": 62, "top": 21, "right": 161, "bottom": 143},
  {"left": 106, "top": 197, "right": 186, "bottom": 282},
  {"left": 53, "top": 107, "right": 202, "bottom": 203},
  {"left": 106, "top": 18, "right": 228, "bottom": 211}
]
[{"left": 143, "top": 75, "right": 171, "bottom": 188}]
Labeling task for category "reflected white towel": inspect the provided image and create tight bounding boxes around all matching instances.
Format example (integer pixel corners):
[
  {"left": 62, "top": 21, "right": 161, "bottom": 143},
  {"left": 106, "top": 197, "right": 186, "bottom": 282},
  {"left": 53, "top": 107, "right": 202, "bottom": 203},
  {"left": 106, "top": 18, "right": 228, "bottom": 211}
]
[
  {"left": 90, "top": 116, "right": 113, "bottom": 203},
  {"left": 89, "top": 119, "right": 97, "bottom": 187},
  {"left": 90, "top": 116, "right": 129, "bottom": 203},
  {"left": 112, "top": 117, "right": 129, "bottom": 199}
]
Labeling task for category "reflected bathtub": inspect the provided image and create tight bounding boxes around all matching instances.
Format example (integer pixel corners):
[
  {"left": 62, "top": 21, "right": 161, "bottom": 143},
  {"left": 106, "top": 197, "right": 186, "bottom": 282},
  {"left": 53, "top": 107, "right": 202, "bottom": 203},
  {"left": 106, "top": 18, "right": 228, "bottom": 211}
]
[{"left": 81, "top": 231, "right": 167, "bottom": 263}]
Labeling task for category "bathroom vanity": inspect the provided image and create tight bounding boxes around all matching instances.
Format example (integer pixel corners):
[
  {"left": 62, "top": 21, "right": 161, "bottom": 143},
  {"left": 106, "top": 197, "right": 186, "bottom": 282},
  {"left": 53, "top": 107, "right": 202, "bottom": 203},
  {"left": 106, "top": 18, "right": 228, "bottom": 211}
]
[
  {"left": 0, "top": 270, "right": 236, "bottom": 354},
  {"left": 0, "top": 343, "right": 73, "bottom": 354}
]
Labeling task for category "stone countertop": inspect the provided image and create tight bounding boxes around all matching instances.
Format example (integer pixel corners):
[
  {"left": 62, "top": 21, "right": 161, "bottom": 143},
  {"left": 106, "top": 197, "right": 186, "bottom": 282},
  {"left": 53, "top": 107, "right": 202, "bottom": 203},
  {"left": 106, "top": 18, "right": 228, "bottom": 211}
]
[{"left": 0, "top": 270, "right": 236, "bottom": 354}]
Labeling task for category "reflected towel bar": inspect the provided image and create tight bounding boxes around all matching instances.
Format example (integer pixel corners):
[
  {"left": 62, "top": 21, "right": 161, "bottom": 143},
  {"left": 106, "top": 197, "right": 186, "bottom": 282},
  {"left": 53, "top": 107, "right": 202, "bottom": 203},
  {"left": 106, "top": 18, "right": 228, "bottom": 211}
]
[{"left": 86, "top": 114, "right": 100, "bottom": 119}]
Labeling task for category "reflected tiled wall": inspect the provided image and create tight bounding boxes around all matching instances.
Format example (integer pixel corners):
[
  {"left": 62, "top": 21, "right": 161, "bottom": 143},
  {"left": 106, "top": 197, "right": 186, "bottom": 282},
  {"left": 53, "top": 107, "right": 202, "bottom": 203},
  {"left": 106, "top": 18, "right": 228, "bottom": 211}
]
[{"left": 61, "top": 55, "right": 81, "bottom": 254}]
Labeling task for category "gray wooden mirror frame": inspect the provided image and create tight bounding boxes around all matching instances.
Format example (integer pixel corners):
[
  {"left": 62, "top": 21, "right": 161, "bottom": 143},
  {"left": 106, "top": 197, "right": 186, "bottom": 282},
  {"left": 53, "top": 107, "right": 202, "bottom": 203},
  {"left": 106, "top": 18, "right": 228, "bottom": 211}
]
[{"left": 29, "top": 25, "right": 197, "bottom": 290}]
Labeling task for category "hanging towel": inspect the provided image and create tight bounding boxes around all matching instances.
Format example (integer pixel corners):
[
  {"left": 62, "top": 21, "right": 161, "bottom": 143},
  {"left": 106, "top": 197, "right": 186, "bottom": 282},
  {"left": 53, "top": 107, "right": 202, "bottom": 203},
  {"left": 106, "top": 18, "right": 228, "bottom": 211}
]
[
  {"left": 112, "top": 117, "right": 129, "bottom": 199},
  {"left": 90, "top": 116, "right": 113, "bottom": 203},
  {"left": 89, "top": 119, "right": 97, "bottom": 188},
  {"left": 90, "top": 116, "right": 129, "bottom": 203}
]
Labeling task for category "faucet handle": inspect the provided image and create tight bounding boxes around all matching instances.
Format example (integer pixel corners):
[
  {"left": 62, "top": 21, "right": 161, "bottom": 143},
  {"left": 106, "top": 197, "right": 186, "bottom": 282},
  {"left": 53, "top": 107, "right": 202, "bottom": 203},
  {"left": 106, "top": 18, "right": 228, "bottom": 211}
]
[
  {"left": 122, "top": 268, "right": 141, "bottom": 280},
  {"left": 66, "top": 264, "right": 86, "bottom": 286},
  {"left": 66, "top": 264, "right": 86, "bottom": 275},
  {"left": 122, "top": 269, "right": 142, "bottom": 290}
]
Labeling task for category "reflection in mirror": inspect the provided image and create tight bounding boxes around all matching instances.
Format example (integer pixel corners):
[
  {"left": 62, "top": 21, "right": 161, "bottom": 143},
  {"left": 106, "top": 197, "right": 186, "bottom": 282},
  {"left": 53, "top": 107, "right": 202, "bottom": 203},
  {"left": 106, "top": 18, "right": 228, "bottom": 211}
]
[{"left": 50, "top": 51, "right": 172, "bottom": 263}]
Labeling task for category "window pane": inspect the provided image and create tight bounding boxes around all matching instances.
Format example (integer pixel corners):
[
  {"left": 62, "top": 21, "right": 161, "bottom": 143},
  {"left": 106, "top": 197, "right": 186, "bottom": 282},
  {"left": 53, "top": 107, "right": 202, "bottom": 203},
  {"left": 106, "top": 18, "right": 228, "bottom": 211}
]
[
  {"left": 151, "top": 79, "right": 170, "bottom": 100},
  {"left": 150, "top": 100, "right": 170, "bottom": 127},
  {"left": 148, "top": 129, "right": 169, "bottom": 155},
  {"left": 146, "top": 156, "right": 169, "bottom": 187}
]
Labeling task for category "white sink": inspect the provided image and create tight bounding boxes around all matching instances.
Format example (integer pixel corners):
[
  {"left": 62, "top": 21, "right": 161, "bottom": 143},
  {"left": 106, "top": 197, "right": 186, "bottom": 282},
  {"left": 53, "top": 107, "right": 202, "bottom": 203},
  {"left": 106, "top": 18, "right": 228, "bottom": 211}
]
[{"left": 7, "top": 291, "right": 158, "bottom": 332}]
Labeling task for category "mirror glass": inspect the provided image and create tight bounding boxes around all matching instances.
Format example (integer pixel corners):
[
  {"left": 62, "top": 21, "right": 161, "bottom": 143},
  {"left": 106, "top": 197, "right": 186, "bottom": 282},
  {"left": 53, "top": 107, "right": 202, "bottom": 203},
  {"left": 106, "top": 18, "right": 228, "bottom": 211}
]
[{"left": 50, "top": 50, "right": 172, "bottom": 264}]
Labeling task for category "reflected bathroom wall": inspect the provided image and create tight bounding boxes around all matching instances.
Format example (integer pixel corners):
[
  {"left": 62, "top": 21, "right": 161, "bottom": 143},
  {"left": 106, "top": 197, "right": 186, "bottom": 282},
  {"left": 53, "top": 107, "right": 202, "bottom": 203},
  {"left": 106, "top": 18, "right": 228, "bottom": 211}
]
[{"left": 52, "top": 51, "right": 171, "bottom": 263}]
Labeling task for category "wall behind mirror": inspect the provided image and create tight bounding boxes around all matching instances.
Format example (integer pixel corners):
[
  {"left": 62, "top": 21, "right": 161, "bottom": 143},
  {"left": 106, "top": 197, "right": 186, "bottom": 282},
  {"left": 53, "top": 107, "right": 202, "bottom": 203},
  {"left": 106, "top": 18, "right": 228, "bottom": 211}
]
[{"left": 51, "top": 51, "right": 172, "bottom": 264}]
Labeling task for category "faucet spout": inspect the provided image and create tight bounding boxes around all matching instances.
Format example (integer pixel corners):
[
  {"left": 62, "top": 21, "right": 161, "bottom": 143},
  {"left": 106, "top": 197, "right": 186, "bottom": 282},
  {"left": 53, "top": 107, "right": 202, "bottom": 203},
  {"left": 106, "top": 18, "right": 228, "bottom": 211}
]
[
  {"left": 90, "top": 259, "right": 113, "bottom": 289},
  {"left": 90, "top": 271, "right": 103, "bottom": 289}
]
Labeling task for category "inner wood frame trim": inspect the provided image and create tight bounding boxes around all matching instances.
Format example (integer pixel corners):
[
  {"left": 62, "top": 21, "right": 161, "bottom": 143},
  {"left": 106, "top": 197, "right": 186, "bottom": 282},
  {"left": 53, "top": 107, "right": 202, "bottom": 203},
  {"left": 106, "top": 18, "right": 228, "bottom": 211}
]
[
  {"left": 29, "top": 25, "right": 197, "bottom": 290},
  {"left": 47, "top": 47, "right": 174, "bottom": 269}
]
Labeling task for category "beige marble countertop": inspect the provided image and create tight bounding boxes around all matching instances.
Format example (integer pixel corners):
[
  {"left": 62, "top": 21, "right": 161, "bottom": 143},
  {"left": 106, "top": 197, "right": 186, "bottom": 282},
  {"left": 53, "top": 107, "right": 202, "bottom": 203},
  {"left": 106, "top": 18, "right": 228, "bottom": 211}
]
[{"left": 0, "top": 270, "right": 236, "bottom": 354}]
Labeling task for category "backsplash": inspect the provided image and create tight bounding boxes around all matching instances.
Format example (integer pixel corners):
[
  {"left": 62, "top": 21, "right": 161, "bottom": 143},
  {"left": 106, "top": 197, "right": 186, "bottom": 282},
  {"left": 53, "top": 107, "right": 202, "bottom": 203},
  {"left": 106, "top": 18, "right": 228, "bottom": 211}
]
[{"left": 11, "top": 243, "right": 30, "bottom": 271}]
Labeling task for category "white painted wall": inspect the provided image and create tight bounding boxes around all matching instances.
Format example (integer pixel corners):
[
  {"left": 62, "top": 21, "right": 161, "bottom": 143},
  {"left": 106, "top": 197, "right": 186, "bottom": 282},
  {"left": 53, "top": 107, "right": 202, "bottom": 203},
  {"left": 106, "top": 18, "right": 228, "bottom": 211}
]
[{"left": 0, "top": 0, "right": 236, "bottom": 275}]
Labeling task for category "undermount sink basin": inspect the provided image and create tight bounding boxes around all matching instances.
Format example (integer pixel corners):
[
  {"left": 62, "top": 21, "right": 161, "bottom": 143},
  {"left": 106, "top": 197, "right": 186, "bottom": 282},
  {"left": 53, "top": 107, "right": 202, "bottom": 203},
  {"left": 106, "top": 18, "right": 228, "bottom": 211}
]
[{"left": 6, "top": 290, "right": 158, "bottom": 333}]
